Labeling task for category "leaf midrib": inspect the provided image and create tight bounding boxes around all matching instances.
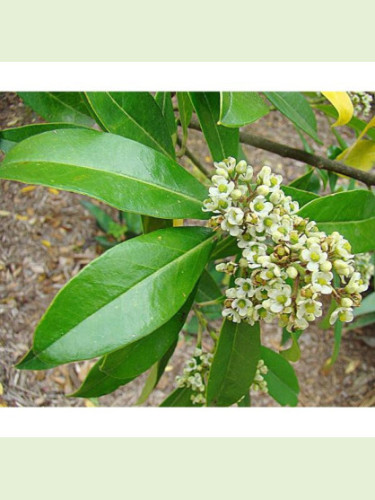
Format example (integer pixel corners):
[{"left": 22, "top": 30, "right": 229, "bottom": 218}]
[{"left": 1, "top": 158, "right": 204, "bottom": 207}]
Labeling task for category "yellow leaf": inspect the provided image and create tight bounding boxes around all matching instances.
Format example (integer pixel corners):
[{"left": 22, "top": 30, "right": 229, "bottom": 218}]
[
  {"left": 322, "top": 91, "right": 354, "bottom": 127},
  {"left": 15, "top": 214, "right": 29, "bottom": 221},
  {"left": 48, "top": 188, "right": 60, "bottom": 195},
  {"left": 337, "top": 139, "right": 375, "bottom": 172},
  {"left": 0, "top": 382, "right": 3, "bottom": 396},
  {"left": 20, "top": 185, "right": 37, "bottom": 193},
  {"left": 41, "top": 239, "right": 51, "bottom": 248},
  {"left": 173, "top": 219, "right": 184, "bottom": 227}
]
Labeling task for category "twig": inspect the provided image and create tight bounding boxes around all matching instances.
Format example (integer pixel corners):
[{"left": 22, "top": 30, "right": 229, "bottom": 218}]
[{"left": 188, "top": 117, "right": 375, "bottom": 186}]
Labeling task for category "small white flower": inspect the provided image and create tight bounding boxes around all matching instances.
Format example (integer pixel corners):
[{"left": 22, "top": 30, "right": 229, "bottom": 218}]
[
  {"left": 250, "top": 195, "right": 273, "bottom": 217},
  {"left": 301, "top": 243, "right": 328, "bottom": 271},
  {"left": 221, "top": 218, "right": 243, "bottom": 237},
  {"left": 345, "top": 272, "right": 368, "bottom": 294},
  {"left": 226, "top": 207, "right": 244, "bottom": 225},
  {"left": 264, "top": 284, "right": 292, "bottom": 313},
  {"left": 223, "top": 307, "right": 241, "bottom": 323},
  {"left": 311, "top": 271, "right": 333, "bottom": 294},
  {"left": 234, "top": 278, "right": 253, "bottom": 297},
  {"left": 239, "top": 165, "right": 254, "bottom": 182},
  {"left": 329, "top": 307, "right": 354, "bottom": 325},
  {"left": 296, "top": 298, "right": 322, "bottom": 321}
]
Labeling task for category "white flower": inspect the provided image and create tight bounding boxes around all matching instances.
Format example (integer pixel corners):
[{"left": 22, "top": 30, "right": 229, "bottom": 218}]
[
  {"left": 311, "top": 271, "right": 333, "bottom": 294},
  {"left": 209, "top": 177, "right": 234, "bottom": 199},
  {"left": 301, "top": 243, "right": 328, "bottom": 271},
  {"left": 242, "top": 243, "right": 267, "bottom": 264},
  {"left": 283, "top": 197, "right": 299, "bottom": 215},
  {"left": 232, "top": 297, "right": 252, "bottom": 317},
  {"left": 250, "top": 195, "right": 273, "bottom": 217},
  {"left": 239, "top": 165, "right": 254, "bottom": 182},
  {"left": 264, "top": 284, "right": 292, "bottom": 313},
  {"left": 221, "top": 218, "right": 243, "bottom": 237},
  {"left": 260, "top": 263, "right": 281, "bottom": 282},
  {"left": 226, "top": 207, "right": 244, "bottom": 225},
  {"left": 269, "top": 189, "right": 285, "bottom": 205},
  {"left": 234, "top": 278, "right": 253, "bottom": 297},
  {"left": 329, "top": 307, "right": 354, "bottom": 325},
  {"left": 345, "top": 272, "right": 368, "bottom": 294},
  {"left": 296, "top": 298, "right": 322, "bottom": 321},
  {"left": 223, "top": 307, "right": 241, "bottom": 323}
]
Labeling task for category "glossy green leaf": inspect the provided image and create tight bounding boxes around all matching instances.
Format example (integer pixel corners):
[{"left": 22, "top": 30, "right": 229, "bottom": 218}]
[
  {"left": 0, "top": 129, "right": 208, "bottom": 220},
  {"left": 298, "top": 190, "right": 375, "bottom": 253},
  {"left": 160, "top": 387, "right": 197, "bottom": 407},
  {"left": 0, "top": 122, "right": 90, "bottom": 143},
  {"left": 210, "top": 236, "right": 240, "bottom": 260},
  {"left": 100, "top": 290, "right": 195, "bottom": 379},
  {"left": 189, "top": 92, "right": 239, "bottom": 161},
  {"left": 264, "top": 92, "right": 321, "bottom": 143},
  {"left": 155, "top": 92, "right": 177, "bottom": 146},
  {"left": 219, "top": 92, "right": 269, "bottom": 127},
  {"left": 261, "top": 346, "right": 299, "bottom": 407},
  {"left": 142, "top": 216, "right": 172, "bottom": 233},
  {"left": 237, "top": 392, "right": 251, "bottom": 407},
  {"left": 25, "top": 227, "right": 215, "bottom": 365},
  {"left": 177, "top": 92, "right": 193, "bottom": 149},
  {"left": 70, "top": 360, "right": 132, "bottom": 398},
  {"left": 206, "top": 320, "right": 261, "bottom": 407},
  {"left": 0, "top": 139, "right": 16, "bottom": 153},
  {"left": 18, "top": 92, "right": 95, "bottom": 126},
  {"left": 354, "top": 292, "right": 375, "bottom": 317},
  {"left": 136, "top": 339, "right": 178, "bottom": 405},
  {"left": 85, "top": 92, "right": 175, "bottom": 159}
]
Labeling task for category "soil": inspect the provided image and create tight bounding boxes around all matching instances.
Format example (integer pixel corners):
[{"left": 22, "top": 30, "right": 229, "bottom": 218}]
[{"left": 0, "top": 92, "right": 374, "bottom": 408}]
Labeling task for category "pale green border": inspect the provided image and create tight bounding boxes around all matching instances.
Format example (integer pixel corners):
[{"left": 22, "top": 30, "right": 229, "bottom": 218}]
[
  {"left": 1, "top": 438, "right": 373, "bottom": 497},
  {"left": 1, "top": 0, "right": 375, "bottom": 61}
]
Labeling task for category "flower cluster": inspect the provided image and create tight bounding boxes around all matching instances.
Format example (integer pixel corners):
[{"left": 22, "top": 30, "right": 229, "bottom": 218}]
[
  {"left": 348, "top": 92, "right": 373, "bottom": 117},
  {"left": 251, "top": 359, "right": 268, "bottom": 393},
  {"left": 175, "top": 348, "right": 213, "bottom": 405},
  {"left": 353, "top": 252, "right": 374, "bottom": 289},
  {"left": 203, "top": 158, "right": 369, "bottom": 332}
]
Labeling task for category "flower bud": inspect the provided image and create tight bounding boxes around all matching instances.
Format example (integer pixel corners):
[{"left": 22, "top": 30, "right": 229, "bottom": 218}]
[
  {"left": 320, "top": 261, "right": 332, "bottom": 272},
  {"left": 231, "top": 188, "right": 243, "bottom": 201},
  {"left": 235, "top": 160, "right": 247, "bottom": 174},
  {"left": 256, "top": 185, "right": 270, "bottom": 196},
  {"left": 216, "top": 167, "right": 228, "bottom": 178},
  {"left": 239, "top": 258, "right": 248, "bottom": 268},
  {"left": 341, "top": 297, "right": 353, "bottom": 308},
  {"left": 286, "top": 266, "right": 298, "bottom": 279}
]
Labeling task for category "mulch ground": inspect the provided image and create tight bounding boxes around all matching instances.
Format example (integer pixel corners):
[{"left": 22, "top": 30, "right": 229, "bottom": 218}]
[{"left": 0, "top": 92, "right": 374, "bottom": 407}]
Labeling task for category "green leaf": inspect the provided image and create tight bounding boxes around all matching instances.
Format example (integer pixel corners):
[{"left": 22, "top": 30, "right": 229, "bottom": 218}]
[
  {"left": 26, "top": 227, "right": 215, "bottom": 366},
  {"left": 85, "top": 92, "right": 175, "bottom": 159},
  {"left": 354, "top": 292, "right": 375, "bottom": 317},
  {"left": 281, "top": 185, "right": 319, "bottom": 206},
  {"left": 80, "top": 199, "right": 114, "bottom": 233},
  {"left": 18, "top": 92, "right": 95, "bottom": 126},
  {"left": 261, "top": 346, "right": 299, "bottom": 407},
  {"left": 280, "top": 330, "right": 301, "bottom": 362},
  {"left": 70, "top": 360, "right": 132, "bottom": 398},
  {"left": 0, "top": 139, "right": 16, "bottom": 153},
  {"left": 289, "top": 170, "right": 321, "bottom": 194},
  {"left": 206, "top": 320, "right": 261, "bottom": 407},
  {"left": 264, "top": 92, "right": 321, "bottom": 144},
  {"left": 298, "top": 190, "right": 375, "bottom": 253},
  {"left": 189, "top": 92, "right": 239, "bottom": 161},
  {"left": 195, "top": 269, "right": 222, "bottom": 304},
  {"left": 136, "top": 339, "right": 178, "bottom": 405},
  {"left": 100, "top": 289, "right": 195, "bottom": 379},
  {"left": 219, "top": 92, "right": 269, "bottom": 127},
  {"left": 123, "top": 212, "right": 143, "bottom": 235},
  {"left": 345, "top": 312, "right": 375, "bottom": 330},
  {"left": 237, "top": 392, "right": 251, "bottom": 407},
  {"left": 155, "top": 92, "right": 177, "bottom": 146},
  {"left": 142, "top": 216, "right": 172, "bottom": 234},
  {"left": 322, "top": 320, "right": 343, "bottom": 372},
  {"left": 0, "top": 122, "right": 90, "bottom": 143},
  {"left": 210, "top": 236, "right": 240, "bottom": 260},
  {"left": 15, "top": 348, "right": 55, "bottom": 370},
  {"left": 0, "top": 129, "right": 208, "bottom": 220},
  {"left": 160, "top": 387, "right": 197, "bottom": 407},
  {"left": 177, "top": 92, "right": 193, "bottom": 149}
]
